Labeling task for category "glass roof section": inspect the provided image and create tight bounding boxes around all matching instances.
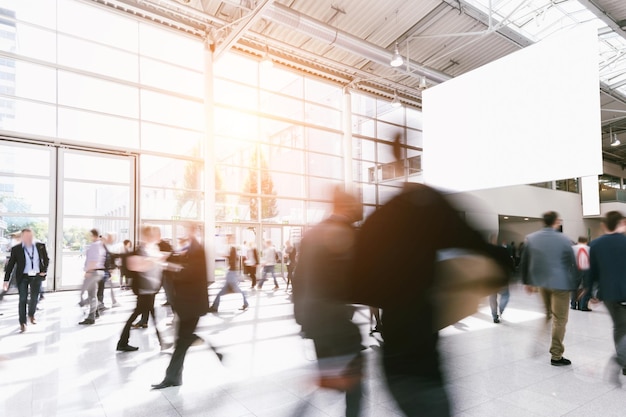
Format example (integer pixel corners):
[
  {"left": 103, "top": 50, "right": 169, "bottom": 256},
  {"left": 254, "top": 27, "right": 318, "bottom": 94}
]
[{"left": 464, "top": 0, "right": 626, "bottom": 95}]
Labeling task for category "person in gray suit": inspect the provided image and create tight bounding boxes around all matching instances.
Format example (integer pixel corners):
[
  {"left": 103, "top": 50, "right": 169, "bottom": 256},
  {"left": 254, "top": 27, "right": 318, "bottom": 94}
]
[{"left": 521, "top": 211, "right": 577, "bottom": 366}]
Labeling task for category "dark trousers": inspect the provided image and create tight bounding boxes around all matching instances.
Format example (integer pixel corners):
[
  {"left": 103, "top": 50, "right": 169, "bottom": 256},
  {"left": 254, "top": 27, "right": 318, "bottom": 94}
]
[
  {"left": 119, "top": 294, "right": 160, "bottom": 346},
  {"left": 164, "top": 316, "right": 200, "bottom": 384},
  {"left": 382, "top": 307, "right": 451, "bottom": 417},
  {"left": 605, "top": 301, "right": 626, "bottom": 368},
  {"left": 246, "top": 265, "right": 257, "bottom": 287},
  {"left": 571, "top": 270, "right": 592, "bottom": 310},
  {"left": 162, "top": 271, "right": 176, "bottom": 311},
  {"left": 286, "top": 263, "right": 296, "bottom": 290},
  {"left": 18, "top": 276, "right": 42, "bottom": 325}
]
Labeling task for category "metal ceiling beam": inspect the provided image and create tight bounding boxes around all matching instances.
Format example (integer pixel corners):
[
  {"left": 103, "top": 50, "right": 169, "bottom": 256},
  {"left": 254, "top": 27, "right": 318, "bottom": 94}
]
[
  {"left": 263, "top": 3, "right": 452, "bottom": 84},
  {"left": 441, "top": 0, "right": 533, "bottom": 47},
  {"left": 213, "top": 0, "right": 274, "bottom": 59},
  {"left": 578, "top": 0, "right": 626, "bottom": 42}
]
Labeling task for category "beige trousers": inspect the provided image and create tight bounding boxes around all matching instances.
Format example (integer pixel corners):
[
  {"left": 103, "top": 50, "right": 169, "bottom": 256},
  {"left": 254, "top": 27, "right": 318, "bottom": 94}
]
[{"left": 539, "top": 288, "right": 570, "bottom": 360}]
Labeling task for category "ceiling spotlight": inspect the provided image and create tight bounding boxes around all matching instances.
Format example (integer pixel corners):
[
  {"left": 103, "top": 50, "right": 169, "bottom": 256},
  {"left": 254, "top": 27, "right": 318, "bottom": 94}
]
[
  {"left": 503, "top": 216, "right": 509, "bottom": 220},
  {"left": 260, "top": 45, "right": 273, "bottom": 69},
  {"left": 418, "top": 75, "right": 428, "bottom": 90},
  {"left": 524, "top": 218, "right": 529, "bottom": 221},
  {"left": 391, "top": 91, "right": 401, "bottom": 108},
  {"left": 611, "top": 133, "right": 621, "bottom": 147},
  {"left": 390, "top": 42, "right": 403, "bottom": 68}
]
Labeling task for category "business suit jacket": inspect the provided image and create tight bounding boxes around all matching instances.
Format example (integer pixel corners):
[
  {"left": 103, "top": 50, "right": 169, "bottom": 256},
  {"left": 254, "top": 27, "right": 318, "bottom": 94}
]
[
  {"left": 293, "top": 215, "right": 362, "bottom": 356},
  {"left": 4, "top": 242, "right": 50, "bottom": 284},
  {"left": 521, "top": 228, "right": 577, "bottom": 290},
  {"left": 172, "top": 237, "right": 209, "bottom": 320}
]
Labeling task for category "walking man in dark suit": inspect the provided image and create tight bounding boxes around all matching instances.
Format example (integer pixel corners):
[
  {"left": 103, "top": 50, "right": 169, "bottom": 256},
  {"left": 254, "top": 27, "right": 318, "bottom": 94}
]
[
  {"left": 3, "top": 228, "right": 50, "bottom": 333},
  {"left": 152, "top": 224, "right": 211, "bottom": 389}
]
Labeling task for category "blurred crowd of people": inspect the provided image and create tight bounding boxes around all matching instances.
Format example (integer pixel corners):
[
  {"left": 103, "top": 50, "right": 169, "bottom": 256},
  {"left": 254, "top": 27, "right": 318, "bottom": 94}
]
[{"left": 4, "top": 184, "right": 626, "bottom": 417}]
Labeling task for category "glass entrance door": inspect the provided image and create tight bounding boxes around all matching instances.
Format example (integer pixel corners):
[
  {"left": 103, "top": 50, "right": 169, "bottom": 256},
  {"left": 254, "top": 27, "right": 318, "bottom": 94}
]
[{"left": 55, "top": 149, "right": 135, "bottom": 289}]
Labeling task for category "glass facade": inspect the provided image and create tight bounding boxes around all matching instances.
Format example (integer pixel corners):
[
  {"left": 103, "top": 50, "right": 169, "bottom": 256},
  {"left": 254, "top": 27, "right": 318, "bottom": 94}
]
[{"left": 0, "top": 0, "right": 204, "bottom": 289}]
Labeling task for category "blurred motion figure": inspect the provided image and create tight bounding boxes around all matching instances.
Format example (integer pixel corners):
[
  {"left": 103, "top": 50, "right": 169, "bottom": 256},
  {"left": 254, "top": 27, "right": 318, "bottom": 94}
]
[
  {"left": 352, "top": 184, "right": 509, "bottom": 417},
  {"left": 589, "top": 211, "right": 626, "bottom": 378},
  {"left": 293, "top": 188, "right": 364, "bottom": 417}
]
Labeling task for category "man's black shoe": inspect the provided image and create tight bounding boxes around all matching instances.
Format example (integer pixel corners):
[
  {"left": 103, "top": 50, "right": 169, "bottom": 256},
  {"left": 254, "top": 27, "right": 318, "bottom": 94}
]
[
  {"left": 551, "top": 357, "right": 572, "bottom": 366},
  {"left": 493, "top": 317, "right": 500, "bottom": 324},
  {"left": 151, "top": 380, "right": 181, "bottom": 390},
  {"left": 580, "top": 308, "right": 593, "bottom": 312},
  {"left": 116, "top": 344, "right": 139, "bottom": 352},
  {"left": 79, "top": 319, "right": 95, "bottom": 325}
]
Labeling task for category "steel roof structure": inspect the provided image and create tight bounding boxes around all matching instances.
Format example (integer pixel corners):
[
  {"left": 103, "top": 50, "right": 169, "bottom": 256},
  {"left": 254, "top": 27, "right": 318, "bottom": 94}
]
[{"left": 95, "top": 0, "right": 626, "bottom": 163}]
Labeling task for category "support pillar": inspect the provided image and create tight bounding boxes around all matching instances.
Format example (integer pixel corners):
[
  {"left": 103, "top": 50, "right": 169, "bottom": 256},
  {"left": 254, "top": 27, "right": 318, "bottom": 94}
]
[
  {"left": 203, "top": 39, "right": 216, "bottom": 284},
  {"left": 342, "top": 88, "right": 354, "bottom": 192}
]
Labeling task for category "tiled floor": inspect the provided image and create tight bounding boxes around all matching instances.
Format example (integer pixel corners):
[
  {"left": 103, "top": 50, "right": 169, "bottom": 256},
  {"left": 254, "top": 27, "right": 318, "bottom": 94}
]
[{"left": 0, "top": 281, "right": 624, "bottom": 417}]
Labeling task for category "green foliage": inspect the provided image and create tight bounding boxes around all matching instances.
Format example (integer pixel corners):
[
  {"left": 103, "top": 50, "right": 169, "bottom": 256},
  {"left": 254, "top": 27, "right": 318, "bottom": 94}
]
[{"left": 243, "top": 147, "right": 278, "bottom": 220}]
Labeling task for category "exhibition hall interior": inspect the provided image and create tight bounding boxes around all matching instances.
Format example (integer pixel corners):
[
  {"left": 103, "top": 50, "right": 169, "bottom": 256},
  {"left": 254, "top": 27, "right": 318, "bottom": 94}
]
[{"left": 2, "top": 0, "right": 626, "bottom": 416}]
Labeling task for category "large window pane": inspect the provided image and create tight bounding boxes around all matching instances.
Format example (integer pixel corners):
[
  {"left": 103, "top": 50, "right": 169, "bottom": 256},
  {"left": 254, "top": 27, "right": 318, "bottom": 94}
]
[
  {"left": 305, "top": 103, "right": 341, "bottom": 130},
  {"left": 2, "top": 23, "right": 56, "bottom": 63},
  {"left": 214, "top": 53, "right": 258, "bottom": 85},
  {"left": 63, "top": 182, "right": 130, "bottom": 216},
  {"left": 58, "top": 35, "right": 139, "bottom": 82},
  {"left": 308, "top": 177, "right": 342, "bottom": 201},
  {"left": 262, "top": 120, "right": 304, "bottom": 149},
  {"left": 64, "top": 153, "right": 131, "bottom": 184},
  {"left": 271, "top": 199, "right": 304, "bottom": 224},
  {"left": 260, "top": 91, "right": 302, "bottom": 120},
  {"left": 215, "top": 138, "right": 255, "bottom": 167},
  {"left": 214, "top": 108, "right": 258, "bottom": 141},
  {"left": 353, "top": 138, "right": 376, "bottom": 161},
  {"left": 141, "top": 187, "right": 203, "bottom": 220},
  {"left": 58, "top": 71, "right": 139, "bottom": 118},
  {"left": 58, "top": 0, "right": 138, "bottom": 52},
  {"left": 141, "top": 122, "right": 202, "bottom": 156},
  {"left": 406, "top": 107, "right": 423, "bottom": 130},
  {"left": 378, "top": 103, "right": 405, "bottom": 125},
  {"left": 0, "top": 144, "right": 50, "bottom": 176},
  {"left": 308, "top": 153, "right": 343, "bottom": 179},
  {"left": 140, "top": 57, "right": 202, "bottom": 98},
  {"left": 141, "top": 90, "right": 203, "bottom": 130},
  {"left": 306, "top": 128, "right": 342, "bottom": 156},
  {"left": 141, "top": 155, "right": 202, "bottom": 190},
  {"left": 353, "top": 115, "right": 376, "bottom": 138},
  {"left": 305, "top": 78, "right": 341, "bottom": 108},
  {"left": 58, "top": 108, "right": 140, "bottom": 149},
  {"left": 352, "top": 93, "right": 376, "bottom": 117},
  {"left": 407, "top": 128, "right": 423, "bottom": 148},
  {"left": 12, "top": 60, "right": 57, "bottom": 103},
  {"left": 2, "top": 0, "right": 57, "bottom": 28},
  {"left": 267, "top": 148, "right": 305, "bottom": 174},
  {"left": 0, "top": 98, "right": 56, "bottom": 137},
  {"left": 139, "top": 23, "right": 202, "bottom": 70},
  {"left": 306, "top": 201, "right": 332, "bottom": 224},
  {"left": 265, "top": 172, "right": 305, "bottom": 198},
  {"left": 260, "top": 66, "right": 303, "bottom": 97},
  {"left": 377, "top": 121, "right": 403, "bottom": 142},
  {"left": 214, "top": 79, "right": 258, "bottom": 111},
  {"left": 216, "top": 165, "right": 248, "bottom": 194},
  {"left": 0, "top": 176, "right": 50, "bottom": 214}
]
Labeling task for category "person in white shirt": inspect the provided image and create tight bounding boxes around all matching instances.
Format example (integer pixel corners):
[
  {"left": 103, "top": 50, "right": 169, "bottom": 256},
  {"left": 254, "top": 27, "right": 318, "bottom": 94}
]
[
  {"left": 79, "top": 229, "right": 106, "bottom": 325},
  {"left": 258, "top": 240, "right": 279, "bottom": 290},
  {"left": 571, "top": 236, "right": 592, "bottom": 311}
]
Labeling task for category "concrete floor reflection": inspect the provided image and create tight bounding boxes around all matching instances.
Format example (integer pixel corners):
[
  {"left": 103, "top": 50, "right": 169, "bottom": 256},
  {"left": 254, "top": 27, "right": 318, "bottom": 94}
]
[{"left": 0, "top": 283, "right": 623, "bottom": 417}]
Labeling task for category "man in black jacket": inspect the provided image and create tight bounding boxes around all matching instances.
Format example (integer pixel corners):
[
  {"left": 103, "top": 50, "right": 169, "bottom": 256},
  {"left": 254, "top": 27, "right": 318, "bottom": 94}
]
[
  {"left": 152, "top": 224, "right": 210, "bottom": 389},
  {"left": 293, "top": 188, "right": 364, "bottom": 417},
  {"left": 3, "top": 228, "right": 50, "bottom": 333},
  {"left": 352, "top": 184, "right": 508, "bottom": 417}
]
